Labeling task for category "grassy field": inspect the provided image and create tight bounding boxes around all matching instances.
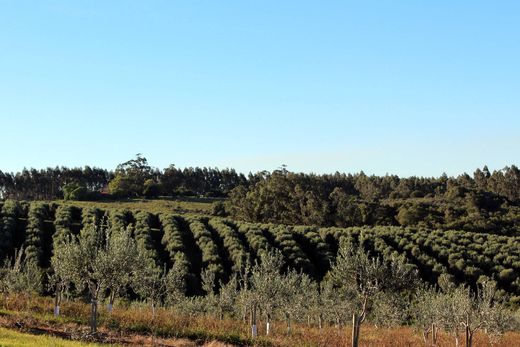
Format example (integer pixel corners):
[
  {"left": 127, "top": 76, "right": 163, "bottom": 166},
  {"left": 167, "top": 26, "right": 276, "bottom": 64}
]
[
  {"left": 48, "top": 196, "right": 220, "bottom": 215},
  {"left": 1, "top": 295, "right": 519, "bottom": 347},
  {"left": 0, "top": 327, "right": 108, "bottom": 347}
]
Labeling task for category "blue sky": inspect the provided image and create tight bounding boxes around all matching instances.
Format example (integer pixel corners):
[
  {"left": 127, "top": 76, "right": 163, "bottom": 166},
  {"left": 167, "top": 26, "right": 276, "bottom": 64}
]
[{"left": 0, "top": 1, "right": 518, "bottom": 177}]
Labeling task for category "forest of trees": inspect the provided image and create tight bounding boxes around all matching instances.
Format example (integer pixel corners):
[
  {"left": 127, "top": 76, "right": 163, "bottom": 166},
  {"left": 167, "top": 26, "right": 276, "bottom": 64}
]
[
  {"left": 227, "top": 166, "right": 520, "bottom": 234},
  {"left": 0, "top": 201, "right": 518, "bottom": 346},
  {"left": 1, "top": 156, "right": 518, "bottom": 216},
  {"left": 0, "top": 155, "right": 248, "bottom": 200}
]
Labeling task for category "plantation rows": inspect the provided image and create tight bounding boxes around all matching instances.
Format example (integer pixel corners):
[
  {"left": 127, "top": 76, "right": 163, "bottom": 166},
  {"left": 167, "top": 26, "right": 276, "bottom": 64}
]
[{"left": 1, "top": 200, "right": 519, "bottom": 302}]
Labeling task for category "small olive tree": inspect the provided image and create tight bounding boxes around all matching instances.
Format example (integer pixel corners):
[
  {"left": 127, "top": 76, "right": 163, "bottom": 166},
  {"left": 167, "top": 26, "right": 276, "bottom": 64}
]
[
  {"left": 329, "top": 242, "right": 418, "bottom": 347},
  {"left": 51, "top": 223, "right": 139, "bottom": 332},
  {"left": 412, "top": 284, "right": 443, "bottom": 346},
  {"left": 0, "top": 248, "right": 42, "bottom": 297},
  {"left": 250, "top": 250, "right": 285, "bottom": 336}
]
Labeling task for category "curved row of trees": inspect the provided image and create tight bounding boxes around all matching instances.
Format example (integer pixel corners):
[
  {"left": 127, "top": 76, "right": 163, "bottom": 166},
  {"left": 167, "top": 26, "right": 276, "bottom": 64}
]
[
  {"left": 1, "top": 225, "right": 518, "bottom": 347},
  {"left": 0, "top": 201, "right": 519, "bottom": 304}
]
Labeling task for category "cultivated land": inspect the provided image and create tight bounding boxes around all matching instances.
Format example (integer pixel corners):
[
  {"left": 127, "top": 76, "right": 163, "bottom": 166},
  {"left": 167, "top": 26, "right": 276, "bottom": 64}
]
[{"left": 1, "top": 198, "right": 519, "bottom": 346}]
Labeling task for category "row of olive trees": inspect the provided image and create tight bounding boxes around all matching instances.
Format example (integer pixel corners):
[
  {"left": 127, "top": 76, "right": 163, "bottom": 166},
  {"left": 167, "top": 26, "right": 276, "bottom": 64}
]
[
  {"left": 164, "top": 242, "right": 518, "bottom": 347},
  {"left": 49, "top": 220, "right": 185, "bottom": 332},
  {"left": 1, "top": 228, "right": 518, "bottom": 346}
]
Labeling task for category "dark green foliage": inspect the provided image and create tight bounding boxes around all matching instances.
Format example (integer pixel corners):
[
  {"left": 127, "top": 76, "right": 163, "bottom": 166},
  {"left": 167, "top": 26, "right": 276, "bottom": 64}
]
[
  {"left": 189, "top": 218, "right": 225, "bottom": 283},
  {"left": 159, "top": 214, "right": 191, "bottom": 274},
  {"left": 24, "top": 202, "right": 49, "bottom": 266},
  {"left": 52, "top": 205, "right": 74, "bottom": 249},
  {"left": 135, "top": 211, "right": 159, "bottom": 262},
  {"left": 108, "top": 209, "right": 129, "bottom": 231},
  {"left": 1, "top": 201, "right": 519, "bottom": 303},
  {"left": 0, "top": 200, "right": 21, "bottom": 262},
  {"left": 211, "top": 201, "right": 228, "bottom": 217},
  {"left": 81, "top": 207, "right": 102, "bottom": 228},
  {"left": 268, "top": 225, "right": 315, "bottom": 275},
  {"left": 62, "top": 182, "right": 88, "bottom": 200},
  {"left": 208, "top": 218, "right": 250, "bottom": 273},
  {"left": 227, "top": 166, "right": 520, "bottom": 234},
  {"left": 235, "top": 222, "right": 273, "bottom": 259}
]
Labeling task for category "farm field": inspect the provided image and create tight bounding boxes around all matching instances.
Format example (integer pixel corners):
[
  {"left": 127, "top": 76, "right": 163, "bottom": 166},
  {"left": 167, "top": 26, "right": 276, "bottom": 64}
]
[
  {"left": 0, "top": 199, "right": 519, "bottom": 346},
  {"left": 44, "top": 197, "right": 217, "bottom": 215},
  {"left": 2, "top": 0, "right": 520, "bottom": 346},
  {"left": 1, "top": 295, "right": 519, "bottom": 347},
  {"left": 1, "top": 200, "right": 519, "bottom": 299}
]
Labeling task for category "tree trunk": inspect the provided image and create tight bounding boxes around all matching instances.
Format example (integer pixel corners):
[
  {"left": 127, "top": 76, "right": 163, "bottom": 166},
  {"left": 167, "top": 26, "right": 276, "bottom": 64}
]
[
  {"left": 422, "top": 330, "right": 429, "bottom": 346},
  {"left": 54, "top": 290, "right": 61, "bottom": 317},
  {"left": 266, "top": 313, "right": 271, "bottom": 335},
  {"left": 351, "top": 313, "right": 358, "bottom": 347},
  {"left": 465, "top": 327, "right": 474, "bottom": 347},
  {"left": 286, "top": 313, "right": 291, "bottom": 335},
  {"left": 251, "top": 306, "right": 257, "bottom": 338},
  {"left": 318, "top": 313, "right": 323, "bottom": 329},
  {"left": 107, "top": 292, "right": 115, "bottom": 314},
  {"left": 90, "top": 298, "right": 98, "bottom": 333},
  {"left": 432, "top": 323, "right": 437, "bottom": 346}
]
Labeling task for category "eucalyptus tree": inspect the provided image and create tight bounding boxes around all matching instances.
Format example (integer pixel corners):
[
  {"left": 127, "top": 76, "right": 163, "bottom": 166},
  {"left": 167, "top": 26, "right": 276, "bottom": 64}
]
[{"left": 329, "top": 241, "right": 418, "bottom": 347}]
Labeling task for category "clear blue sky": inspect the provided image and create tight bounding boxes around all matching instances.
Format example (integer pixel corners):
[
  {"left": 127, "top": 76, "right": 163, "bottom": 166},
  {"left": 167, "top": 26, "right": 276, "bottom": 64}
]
[{"left": 1, "top": 1, "right": 518, "bottom": 177}]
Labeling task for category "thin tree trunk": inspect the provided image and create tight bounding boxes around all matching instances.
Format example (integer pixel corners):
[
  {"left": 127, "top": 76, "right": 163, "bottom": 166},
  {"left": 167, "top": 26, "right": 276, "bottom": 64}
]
[
  {"left": 432, "top": 323, "right": 437, "bottom": 346},
  {"left": 54, "top": 290, "right": 61, "bottom": 317},
  {"left": 107, "top": 291, "right": 115, "bottom": 314},
  {"left": 266, "top": 313, "right": 271, "bottom": 335},
  {"left": 356, "top": 319, "right": 361, "bottom": 347},
  {"left": 465, "top": 328, "right": 474, "bottom": 347},
  {"left": 318, "top": 313, "right": 323, "bottom": 329},
  {"left": 352, "top": 313, "right": 358, "bottom": 347},
  {"left": 251, "top": 305, "right": 257, "bottom": 338},
  {"left": 422, "top": 330, "right": 429, "bottom": 346},
  {"left": 90, "top": 298, "right": 98, "bottom": 333}
]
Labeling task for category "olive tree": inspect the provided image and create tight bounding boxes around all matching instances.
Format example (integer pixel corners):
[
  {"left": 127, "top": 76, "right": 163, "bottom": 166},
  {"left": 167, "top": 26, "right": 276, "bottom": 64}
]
[
  {"left": 441, "top": 277, "right": 515, "bottom": 347},
  {"left": 412, "top": 284, "right": 443, "bottom": 346},
  {"left": 0, "top": 248, "right": 42, "bottom": 297},
  {"left": 51, "top": 223, "right": 139, "bottom": 332},
  {"left": 250, "top": 250, "right": 285, "bottom": 336},
  {"left": 329, "top": 242, "right": 418, "bottom": 347}
]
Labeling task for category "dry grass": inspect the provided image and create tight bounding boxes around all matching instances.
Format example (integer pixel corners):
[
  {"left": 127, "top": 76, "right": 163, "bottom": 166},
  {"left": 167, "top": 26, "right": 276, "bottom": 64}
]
[
  {"left": 1, "top": 294, "right": 519, "bottom": 347},
  {"left": 42, "top": 197, "right": 217, "bottom": 215}
]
